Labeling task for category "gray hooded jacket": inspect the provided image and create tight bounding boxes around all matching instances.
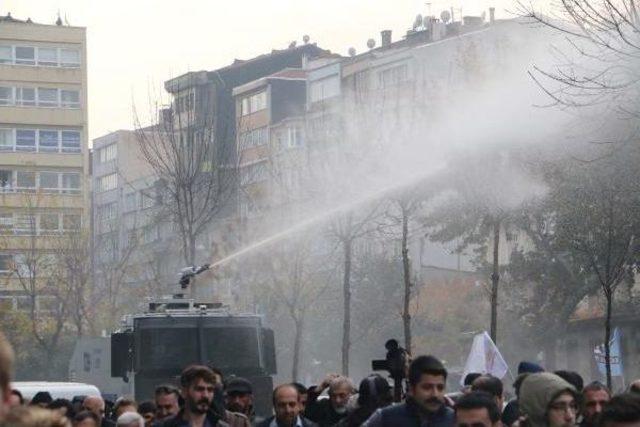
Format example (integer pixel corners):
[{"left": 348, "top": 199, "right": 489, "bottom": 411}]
[{"left": 519, "top": 372, "right": 577, "bottom": 427}]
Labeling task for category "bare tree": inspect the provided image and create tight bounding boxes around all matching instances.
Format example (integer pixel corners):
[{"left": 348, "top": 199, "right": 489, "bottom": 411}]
[
  {"left": 93, "top": 218, "right": 139, "bottom": 327},
  {"left": 328, "top": 207, "right": 382, "bottom": 376},
  {"left": 546, "top": 148, "right": 640, "bottom": 388},
  {"left": 519, "top": 0, "right": 640, "bottom": 118},
  {"left": 0, "top": 193, "right": 74, "bottom": 378},
  {"left": 379, "top": 188, "right": 426, "bottom": 355},
  {"left": 55, "top": 229, "right": 93, "bottom": 337},
  {"left": 135, "top": 78, "right": 238, "bottom": 297}
]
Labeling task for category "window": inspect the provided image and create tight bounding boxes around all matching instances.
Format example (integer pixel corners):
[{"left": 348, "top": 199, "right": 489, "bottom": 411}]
[
  {"left": 38, "top": 88, "right": 58, "bottom": 107},
  {"left": 15, "top": 46, "right": 35, "bottom": 65},
  {"left": 61, "top": 131, "right": 81, "bottom": 152},
  {"left": 39, "top": 172, "right": 59, "bottom": 191},
  {"left": 288, "top": 127, "right": 303, "bottom": 148},
  {"left": 0, "top": 170, "right": 11, "bottom": 191},
  {"left": 37, "top": 48, "right": 58, "bottom": 66},
  {"left": 16, "top": 88, "right": 35, "bottom": 106},
  {"left": 16, "top": 297, "right": 34, "bottom": 311},
  {"left": 0, "top": 254, "right": 12, "bottom": 274},
  {"left": 310, "top": 76, "right": 340, "bottom": 102},
  {"left": 60, "top": 49, "right": 80, "bottom": 67},
  {"left": 16, "top": 171, "right": 36, "bottom": 191},
  {"left": 40, "top": 214, "right": 60, "bottom": 234},
  {"left": 241, "top": 97, "right": 250, "bottom": 116},
  {"left": 16, "top": 130, "right": 36, "bottom": 152},
  {"left": 97, "top": 173, "right": 117, "bottom": 192},
  {"left": 14, "top": 215, "right": 35, "bottom": 234},
  {"left": 241, "top": 91, "right": 267, "bottom": 116},
  {"left": 0, "top": 129, "right": 13, "bottom": 150},
  {"left": 60, "top": 90, "right": 79, "bottom": 108},
  {"left": 0, "top": 213, "right": 12, "bottom": 234},
  {"left": 0, "top": 87, "right": 12, "bottom": 105},
  {"left": 39, "top": 130, "right": 59, "bottom": 152},
  {"left": 240, "top": 126, "right": 268, "bottom": 149},
  {"left": 99, "top": 144, "right": 117, "bottom": 163},
  {"left": 0, "top": 46, "right": 11, "bottom": 64},
  {"left": 63, "top": 214, "right": 81, "bottom": 231},
  {"left": 61, "top": 173, "right": 80, "bottom": 193},
  {"left": 38, "top": 296, "right": 59, "bottom": 312},
  {"left": 98, "top": 203, "right": 117, "bottom": 222}
]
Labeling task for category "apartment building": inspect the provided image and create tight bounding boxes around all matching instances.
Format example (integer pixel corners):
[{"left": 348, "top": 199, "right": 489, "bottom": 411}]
[{"left": 0, "top": 14, "right": 88, "bottom": 309}]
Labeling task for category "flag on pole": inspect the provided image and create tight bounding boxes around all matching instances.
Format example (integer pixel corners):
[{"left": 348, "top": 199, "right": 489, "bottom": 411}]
[
  {"left": 594, "top": 328, "right": 623, "bottom": 377},
  {"left": 460, "top": 331, "right": 509, "bottom": 386}
]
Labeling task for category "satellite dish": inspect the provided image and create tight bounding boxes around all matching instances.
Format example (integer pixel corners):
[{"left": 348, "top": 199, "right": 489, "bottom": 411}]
[
  {"left": 366, "top": 38, "right": 376, "bottom": 49},
  {"left": 348, "top": 47, "right": 356, "bottom": 57},
  {"left": 303, "top": 35, "right": 310, "bottom": 44},
  {"left": 440, "top": 10, "right": 451, "bottom": 24},
  {"left": 289, "top": 41, "right": 297, "bottom": 49},
  {"left": 413, "top": 14, "right": 423, "bottom": 30}
]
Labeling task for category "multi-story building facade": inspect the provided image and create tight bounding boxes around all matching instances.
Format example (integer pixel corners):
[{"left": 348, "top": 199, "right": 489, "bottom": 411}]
[
  {"left": 0, "top": 15, "right": 88, "bottom": 309},
  {"left": 233, "top": 68, "right": 308, "bottom": 220},
  {"left": 92, "top": 130, "right": 176, "bottom": 310}
]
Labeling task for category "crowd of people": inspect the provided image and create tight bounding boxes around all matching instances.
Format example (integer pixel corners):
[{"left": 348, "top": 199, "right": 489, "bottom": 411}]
[{"left": 0, "top": 332, "right": 639, "bottom": 427}]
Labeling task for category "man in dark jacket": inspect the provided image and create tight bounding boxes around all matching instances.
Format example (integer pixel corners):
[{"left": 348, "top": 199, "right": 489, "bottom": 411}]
[
  {"left": 159, "top": 365, "right": 229, "bottom": 427},
  {"left": 306, "top": 375, "right": 354, "bottom": 427},
  {"left": 256, "top": 384, "right": 317, "bottom": 427},
  {"left": 363, "top": 355, "right": 455, "bottom": 427}
]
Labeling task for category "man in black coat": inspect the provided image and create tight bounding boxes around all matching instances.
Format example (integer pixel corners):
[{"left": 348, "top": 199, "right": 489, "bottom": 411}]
[
  {"left": 256, "top": 384, "right": 317, "bottom": 427},
  {"left": 159, "top": 365, "right": 228, "bottom": 427},
  {"left": 362, "top": 355, "right": 454, "bottom": 427},
  {"left": 305, "top": 375, "right": 354, "bottom": 427}
]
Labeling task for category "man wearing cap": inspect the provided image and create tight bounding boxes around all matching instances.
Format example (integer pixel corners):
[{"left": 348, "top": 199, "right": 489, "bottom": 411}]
[{"left": 225, "top": 378, "right": 256, "bottom": 423}]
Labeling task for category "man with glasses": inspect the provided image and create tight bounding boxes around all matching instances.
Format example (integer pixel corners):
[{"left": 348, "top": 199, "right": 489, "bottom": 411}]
[{"left": 519, "top": 372, "right": 578, "bottom": 427}]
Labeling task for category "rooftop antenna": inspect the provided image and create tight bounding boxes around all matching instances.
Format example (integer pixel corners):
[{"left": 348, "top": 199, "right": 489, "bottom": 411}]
[
  {"left": 64, "top": 13, "right": 70, "bottom": 26},
  {"left": 56, "top": 10, "right": 62, "bottom": 26},
  {"left": 425, "top": 2, "right": 432, "bottom": 16}
]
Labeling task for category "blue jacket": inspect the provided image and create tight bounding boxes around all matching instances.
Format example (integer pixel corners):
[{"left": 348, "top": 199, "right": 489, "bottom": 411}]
[{"left": 362, "top": 399, "right": 454, "bottom": 427}]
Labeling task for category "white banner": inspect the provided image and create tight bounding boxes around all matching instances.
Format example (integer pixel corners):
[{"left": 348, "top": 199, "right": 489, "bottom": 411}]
[{"left": 460, "top": 331, "right": 509, "bottom": 386}]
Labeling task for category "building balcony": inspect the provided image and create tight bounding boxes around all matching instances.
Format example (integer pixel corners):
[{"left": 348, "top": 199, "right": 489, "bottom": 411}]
[
  {"left": 0, "top": 191, "right": 84, "bottom": 209},
  {"left": 0, "top": 151, "right": 84, "bottom": 168},
  {"left": 0, "top": 105, "right": 84, "bottom": 127},
  {"left": 0, "top": 64, "right": 83, "bottom": 85}
]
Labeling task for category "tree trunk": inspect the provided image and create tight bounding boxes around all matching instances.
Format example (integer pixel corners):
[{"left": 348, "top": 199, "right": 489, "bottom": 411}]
[
  {"left": 604, "top": 289, "right": 613, "bottom": 389},
  {"left": 342, "top": 238, "right": 353, "bottom": 376},
  {"left": 401, "top": 208, "right": 412, "bottom": 354},
  {"left": 490, "top": 219, "right": 500, "bottom": 344},
  {"left": 292, "top": 314, "right": 304, "bottom": 381}
]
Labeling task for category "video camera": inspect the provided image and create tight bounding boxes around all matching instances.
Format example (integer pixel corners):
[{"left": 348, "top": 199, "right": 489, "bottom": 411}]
[{"left": 371, "top": 339, "right": 409, "bottom": 402}]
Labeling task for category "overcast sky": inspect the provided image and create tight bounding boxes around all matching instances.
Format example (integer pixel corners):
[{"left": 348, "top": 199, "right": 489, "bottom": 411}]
[{"left": 6, "top": 0, "right": 522, "bottom": 143}]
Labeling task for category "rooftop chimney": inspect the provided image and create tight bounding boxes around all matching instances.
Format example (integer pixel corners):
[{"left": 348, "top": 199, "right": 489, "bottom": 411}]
[
  {"left": 489, "top": 7, "right": 495, "bottom": 23},
  {"left": 381, "top": 30, "right": 392, "bottom": 47}
]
